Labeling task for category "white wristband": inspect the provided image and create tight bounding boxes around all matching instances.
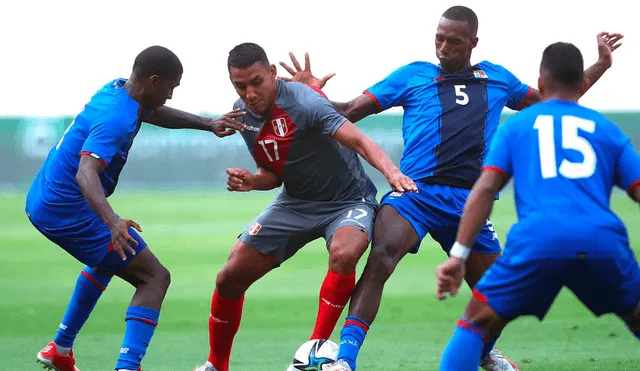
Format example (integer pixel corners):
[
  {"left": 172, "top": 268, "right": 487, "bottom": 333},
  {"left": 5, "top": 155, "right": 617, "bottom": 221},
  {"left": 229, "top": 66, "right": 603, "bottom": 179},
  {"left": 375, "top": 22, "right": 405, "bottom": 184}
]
[{"left": 450, "top": 242, "right": 471, "bottom": 261}]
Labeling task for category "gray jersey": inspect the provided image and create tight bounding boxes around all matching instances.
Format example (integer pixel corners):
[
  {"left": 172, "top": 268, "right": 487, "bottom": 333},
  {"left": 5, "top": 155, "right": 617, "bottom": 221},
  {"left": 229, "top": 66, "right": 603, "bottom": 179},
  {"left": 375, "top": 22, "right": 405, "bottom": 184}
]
[{"left": 235, "top": 81, "right": 377, "bottom": 203}]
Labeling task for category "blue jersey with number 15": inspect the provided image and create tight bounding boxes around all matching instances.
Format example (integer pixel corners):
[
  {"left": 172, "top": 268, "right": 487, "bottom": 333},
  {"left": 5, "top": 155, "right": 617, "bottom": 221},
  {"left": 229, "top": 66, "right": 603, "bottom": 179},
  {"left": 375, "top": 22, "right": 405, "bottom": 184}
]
[
  {"left": 26, "top": 79, "right": 148, "bottom": 225},
  {"left": 484, "top": 99, "right": 640, "bottom": 258}
]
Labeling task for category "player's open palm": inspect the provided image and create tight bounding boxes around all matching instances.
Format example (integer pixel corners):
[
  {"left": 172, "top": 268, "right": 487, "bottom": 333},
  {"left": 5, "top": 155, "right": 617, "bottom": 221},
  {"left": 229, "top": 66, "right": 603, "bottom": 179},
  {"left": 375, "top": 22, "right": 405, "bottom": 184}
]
[
  {"left": 226, "top": 168, "right": 254, "bottom": 192},
  {"left": 210, "top": 108, "right": 247, "bottom": 137},
  {"left": 597, "top": 32, "right": 623, "bottom": 68},
  {"left": 435, "top": 258, "right": 465, "bottom": 300},
  {"left": 109, "top": 218, "right": 142, "bottom": 261},
  {"left": 386, "top": 169, "right": 418, "bottom": 193},
  {"left": 278, "top": 52, "right": 336, "bottom": 90}
]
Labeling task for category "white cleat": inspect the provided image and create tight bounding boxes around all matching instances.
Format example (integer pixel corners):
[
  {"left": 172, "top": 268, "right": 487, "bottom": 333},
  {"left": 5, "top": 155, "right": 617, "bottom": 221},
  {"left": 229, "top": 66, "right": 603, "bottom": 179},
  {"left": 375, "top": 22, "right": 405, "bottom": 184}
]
[
  {"left": 192, "top": 362, "right": 218, "bottom": 371},
  {"left": 480, "top": 349, "right": 520, "bottom": 371},
  {"left": 321, "top": 359, "right": 352, "bottom": 371}
]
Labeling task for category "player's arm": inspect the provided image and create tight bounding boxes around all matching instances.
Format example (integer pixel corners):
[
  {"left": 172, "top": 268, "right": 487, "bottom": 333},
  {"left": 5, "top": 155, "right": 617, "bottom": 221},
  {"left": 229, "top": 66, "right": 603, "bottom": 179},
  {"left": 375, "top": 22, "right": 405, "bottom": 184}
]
[
  {"left": 277, "top": 52, "right": 407, "bottom": 123},
  {"left": 436, "top": 122, "right": 514, "bottom": 300},
  {"left": 512, "top": 32, "right": 623, "bottom": 110},
  {"left": 144, "top": 106, "right": 247, "bottom": 137},
  {"left": 615, "top": 137, "right": 640, "bottom": 204},
  {"left": 76, "top": 155, "right": 118, "bottom": 227},
  {"left": 333, "top": 121, "right": 417, "bottom": 193},
  {"left": 226, "top": 166, "right": 282, "bottom": 192}
]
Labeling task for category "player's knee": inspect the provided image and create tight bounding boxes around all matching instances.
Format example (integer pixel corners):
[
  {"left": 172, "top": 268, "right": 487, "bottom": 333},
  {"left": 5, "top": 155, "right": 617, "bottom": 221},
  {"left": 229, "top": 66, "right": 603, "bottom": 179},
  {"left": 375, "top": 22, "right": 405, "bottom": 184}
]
[
  {"left": 328, "top": 239, "right": 366, "bottom": 274},
  {"left": 365, "top": 242, "right": 400, "bottom": 282},
  {"left": 215, "top": 265, "right": 247, "bottom": 298},
  {"left": 150, "top": 264, "right": 171, "bottom": 292}
]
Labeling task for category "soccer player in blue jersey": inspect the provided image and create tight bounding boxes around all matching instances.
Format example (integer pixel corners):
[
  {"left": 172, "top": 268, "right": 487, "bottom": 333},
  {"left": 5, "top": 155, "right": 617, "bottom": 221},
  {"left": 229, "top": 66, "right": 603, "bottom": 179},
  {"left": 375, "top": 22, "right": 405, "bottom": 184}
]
[
  {"left": 278, "top": 5, "right": 623, "bottom": 371},
  {"left": 435, "top": 40, "right": 640, "bottom": 370},
  {"left": 25, "top": 45, "right": 246, "bottom": 371}
]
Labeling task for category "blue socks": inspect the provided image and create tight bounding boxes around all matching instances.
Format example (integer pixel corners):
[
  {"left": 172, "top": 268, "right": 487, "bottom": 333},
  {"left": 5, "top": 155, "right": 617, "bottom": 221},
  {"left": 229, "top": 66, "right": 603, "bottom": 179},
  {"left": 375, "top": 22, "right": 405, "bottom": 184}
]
[
  {"left": 115, "top": 306, "right": 160, "bottom": 370},
  {"left": 54, "top": 266, "right": 111, "bottom": 348},
  {"left": 439, "top": 319, "right": 488, "bottom": 371},
  {"left": 337, "top": 316, "right": 370, "bottom": 371}
]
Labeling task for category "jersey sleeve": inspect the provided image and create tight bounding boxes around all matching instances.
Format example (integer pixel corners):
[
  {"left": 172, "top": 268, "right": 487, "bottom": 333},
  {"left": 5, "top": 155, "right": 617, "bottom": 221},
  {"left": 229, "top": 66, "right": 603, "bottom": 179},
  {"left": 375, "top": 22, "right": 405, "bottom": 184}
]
[
  {"left": 615, "top": 138, "right": 640, "bottom": 193},
  {"left": 297, "top": 86, "right": 348, "bottom": 136},
  {"left": 364, "top": 64, "right": 417, "bottom": 111},
  {"left": 483, "top": 120, "right": 513, "bottom": 179},
  {"left": 500, "top": 66, "right": 533, "bottom": 110},
  {"left": 80, "top": 119, "right": 128, "bottom": 167}
]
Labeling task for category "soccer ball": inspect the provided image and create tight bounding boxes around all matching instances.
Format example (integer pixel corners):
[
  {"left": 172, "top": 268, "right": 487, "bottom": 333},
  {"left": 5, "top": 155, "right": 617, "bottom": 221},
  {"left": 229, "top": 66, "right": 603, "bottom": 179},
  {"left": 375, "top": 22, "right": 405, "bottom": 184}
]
[{"left": 286, "top": 339, "right": 339, "bottom": 371}]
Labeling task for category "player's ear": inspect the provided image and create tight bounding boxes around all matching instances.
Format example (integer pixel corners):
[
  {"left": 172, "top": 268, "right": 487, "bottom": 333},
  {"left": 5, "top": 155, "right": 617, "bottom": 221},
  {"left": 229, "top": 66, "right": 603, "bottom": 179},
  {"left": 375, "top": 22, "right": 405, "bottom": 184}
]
[
  {"left": 269, "top": 64, "right": 277, "bottom": 78},
  {"left": 537, "top": 76, "right": 545, "bottom": 96},
  {"left": 149, "top": 75, "right": 160, "bottom": 87},
  {"left": 470, "top": 36, "right": 479, "bottom": 49}
]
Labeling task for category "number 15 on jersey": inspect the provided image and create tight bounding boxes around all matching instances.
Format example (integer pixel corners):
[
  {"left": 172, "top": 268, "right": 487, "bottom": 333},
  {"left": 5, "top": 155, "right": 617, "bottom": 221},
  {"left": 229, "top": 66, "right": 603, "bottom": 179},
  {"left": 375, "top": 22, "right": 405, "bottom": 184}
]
[{"left": 534, "top": 115, "right": 597, "bottom": 180}]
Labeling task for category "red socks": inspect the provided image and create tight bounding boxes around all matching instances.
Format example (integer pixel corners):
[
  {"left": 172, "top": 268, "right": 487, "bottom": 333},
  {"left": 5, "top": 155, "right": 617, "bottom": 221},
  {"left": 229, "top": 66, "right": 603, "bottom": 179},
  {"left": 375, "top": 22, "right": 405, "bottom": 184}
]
[
  {"left": 207, "top": 290, "right": 244, "bottom": 371},
  {"left": 310, "top": 270, "right": 356, "bottom": 340}
]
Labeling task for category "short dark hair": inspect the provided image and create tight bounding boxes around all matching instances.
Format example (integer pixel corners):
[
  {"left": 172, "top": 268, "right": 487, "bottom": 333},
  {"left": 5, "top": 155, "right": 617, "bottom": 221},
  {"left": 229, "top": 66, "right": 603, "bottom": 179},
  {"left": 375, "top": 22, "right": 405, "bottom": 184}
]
[
  {"left": 133, "top": 46, "right": 183, "bottom": 79},
  {"left": 442, "top": 6, "right": 479, "bottom": 35},
  {"left": 228, "top": 42, "right": 270, "bottom": 70},
  {"left": 540, "top": 42, "right": 584, "bottom": 86}
]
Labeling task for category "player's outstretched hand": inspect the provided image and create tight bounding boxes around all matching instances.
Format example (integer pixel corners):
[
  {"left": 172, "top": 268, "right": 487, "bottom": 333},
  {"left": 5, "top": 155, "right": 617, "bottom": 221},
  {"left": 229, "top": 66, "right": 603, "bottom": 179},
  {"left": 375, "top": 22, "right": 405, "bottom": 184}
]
[
  {"left": 386, "top": 169, "right": 418, "bottom": 193},
  {"left": 210, "top": 108, "right": 247, "bottom": 137},
  {"left": 435, "top": 257, "right": 465, "bottom": 300},
  {"left": 277, "top": 52, "right": 336, "bottom": 90},
  {"left": 597, "top": 32, "right": 623, "bottom": 68},
  {"left": 226, "top": 168, "right": 255, "bottom": 192},
  {"left": 109, "top": 218, "right": 142, "bottom": 261}
]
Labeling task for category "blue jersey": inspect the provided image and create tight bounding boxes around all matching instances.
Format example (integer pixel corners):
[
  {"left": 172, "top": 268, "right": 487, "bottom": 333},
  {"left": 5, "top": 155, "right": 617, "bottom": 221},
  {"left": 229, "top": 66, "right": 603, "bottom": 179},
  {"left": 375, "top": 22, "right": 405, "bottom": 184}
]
[
  {"left": 484, "top": 99, "right": 640, "bottom": 258},
  {"left": 366, "top": 60, "right": 532, "bottom": 189},
  {"left": 26, "top": 78, "right": 147, "bottom": 225}
]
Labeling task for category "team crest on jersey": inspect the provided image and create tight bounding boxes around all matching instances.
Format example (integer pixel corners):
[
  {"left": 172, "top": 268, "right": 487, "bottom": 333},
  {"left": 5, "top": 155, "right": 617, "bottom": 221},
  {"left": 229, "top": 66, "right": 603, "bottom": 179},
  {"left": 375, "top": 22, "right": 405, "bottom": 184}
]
[
  {"left": 248, "top": 221, "right": 262, "bottom": 235},
  {"left": 473, "top": 69, "right": 488, "bottom": 79},
  {"left": 271, "top": 117, "right": 289, "bottom": 137}
]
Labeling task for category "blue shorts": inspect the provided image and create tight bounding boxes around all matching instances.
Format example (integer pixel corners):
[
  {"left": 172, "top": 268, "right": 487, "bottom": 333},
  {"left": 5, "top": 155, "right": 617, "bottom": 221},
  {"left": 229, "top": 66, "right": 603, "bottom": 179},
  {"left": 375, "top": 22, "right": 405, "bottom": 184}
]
[
  {"left": 475, "top": 246, "right": 640, "bottom": 321},
  {"left": 28, "top": 213, "right": 147, "bottom": 275},
  {"left": 380, "top": 182, "right": 501, "bottom": 255}
]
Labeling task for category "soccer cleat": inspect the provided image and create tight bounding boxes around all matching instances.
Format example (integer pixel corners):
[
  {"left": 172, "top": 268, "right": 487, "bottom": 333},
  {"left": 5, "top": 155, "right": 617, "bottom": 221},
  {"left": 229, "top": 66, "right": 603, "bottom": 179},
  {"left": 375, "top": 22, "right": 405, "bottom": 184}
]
[
  {"left": 36, "top": 342, "right": 80, "bottom": 371},
  {"left": 480, "top": 349, "right": 520, "bottom": 371},
  {"left": 321, "top": 359, "right": 352, "bottom": 371},
  {"left": 192, "top": 363, "right": 218, "bottom": 371},
  {"left": 115, "top": 368, "right": 142, "bottom": 371}
]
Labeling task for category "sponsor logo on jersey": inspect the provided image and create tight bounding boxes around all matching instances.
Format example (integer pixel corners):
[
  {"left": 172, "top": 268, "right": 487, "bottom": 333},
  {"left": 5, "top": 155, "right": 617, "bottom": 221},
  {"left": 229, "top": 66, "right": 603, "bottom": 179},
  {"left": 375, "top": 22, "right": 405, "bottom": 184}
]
[
  {"left": 271, "top": 118, "right": 288, "bottom": 137},
  {"left": 389, "top": 191, "right": 403, "bottom": 197},
  {"left": 248, "top": 221, "right": 262, "bottom": 235},
  {"left": 245, "top": 125, "right": 261, "bottom": 132}
]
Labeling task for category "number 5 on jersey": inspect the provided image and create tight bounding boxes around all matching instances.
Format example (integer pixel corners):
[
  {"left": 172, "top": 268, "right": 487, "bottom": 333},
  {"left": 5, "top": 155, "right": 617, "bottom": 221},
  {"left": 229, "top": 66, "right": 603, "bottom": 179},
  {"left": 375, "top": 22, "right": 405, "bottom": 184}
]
[{"left": 534, "top": 115, "right": 596, "bottom": 179}]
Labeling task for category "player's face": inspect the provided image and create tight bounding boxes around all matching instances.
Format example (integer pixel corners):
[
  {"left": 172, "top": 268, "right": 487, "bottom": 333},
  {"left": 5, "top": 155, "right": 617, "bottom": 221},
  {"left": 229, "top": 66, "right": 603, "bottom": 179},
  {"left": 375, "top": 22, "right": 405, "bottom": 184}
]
[
  {"left": 229, "top": 62, "right": 278, "bottom": 116},
  {"left": 435, "top": 18, "right": 478, "bottom": 73},
  {"left": 145, "top": 75, "right": 182, "bottom": 110}
]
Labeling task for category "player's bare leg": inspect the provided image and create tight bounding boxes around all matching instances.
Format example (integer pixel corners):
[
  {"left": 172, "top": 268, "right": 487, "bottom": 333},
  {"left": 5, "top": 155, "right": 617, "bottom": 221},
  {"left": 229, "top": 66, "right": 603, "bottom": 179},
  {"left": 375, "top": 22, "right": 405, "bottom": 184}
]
[
  {"left": 465, "top": 251, "right": 500, "bottom": 288},
  {"left": 326, "top": 206, "right": 419, "bottom": 371},
  {"left": 196, "top": 240, "right": 278, "bottom": 371},
  {"left": 112, "top": 248, "right": 171, "bottom": 371},
  {"left": 310, "top": 226, "right": 369, "bottom": 340},
  {"left": 463, "top": 252, "right": 518, "bottom": 370},
  {"left": 440, "top": 296, "right": 519, "bottom": 371},
  {"left": 617, "top": 302, "right": 640, "bottom": 341}
]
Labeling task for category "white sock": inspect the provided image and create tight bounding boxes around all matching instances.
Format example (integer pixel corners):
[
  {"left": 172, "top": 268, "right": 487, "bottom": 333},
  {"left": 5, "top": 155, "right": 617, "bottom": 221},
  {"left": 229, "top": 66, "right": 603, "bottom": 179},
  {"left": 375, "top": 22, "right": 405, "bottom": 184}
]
[{"left": 56, "top": 345, "right": 71, "bottom": 355}]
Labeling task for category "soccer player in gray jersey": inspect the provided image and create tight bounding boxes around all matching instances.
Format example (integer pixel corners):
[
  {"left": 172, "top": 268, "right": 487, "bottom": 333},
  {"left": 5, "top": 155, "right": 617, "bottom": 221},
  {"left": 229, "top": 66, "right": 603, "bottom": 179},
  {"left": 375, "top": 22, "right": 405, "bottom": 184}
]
[{"left": 193, "top": 43, "right": 417, "bottom": 371}]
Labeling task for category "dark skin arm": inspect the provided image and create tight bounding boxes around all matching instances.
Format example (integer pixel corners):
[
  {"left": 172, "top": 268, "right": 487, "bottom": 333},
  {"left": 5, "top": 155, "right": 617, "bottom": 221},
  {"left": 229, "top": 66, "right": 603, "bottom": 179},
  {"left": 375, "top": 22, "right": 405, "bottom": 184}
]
[
  {"left": 435, "top": 169, "right": 508, "bottom": 299},
  {"left": 516, "top": 32, "right": 623, "bottom": 110},
  {"left": 145, "top": 106, "right": 247, "bottom": 137},
  {"left": 76, "top": 155, "right": 142, "bottom": 260},
  {"left": 277, "top": 53, "right": 381, "bottom": 123}
]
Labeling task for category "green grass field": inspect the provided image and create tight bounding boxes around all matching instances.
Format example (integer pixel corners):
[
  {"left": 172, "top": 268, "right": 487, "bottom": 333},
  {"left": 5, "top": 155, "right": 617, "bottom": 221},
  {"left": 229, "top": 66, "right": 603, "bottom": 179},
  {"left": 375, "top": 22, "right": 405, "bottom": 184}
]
[{"left": 2, "top": 190, "right": 640, "bottom": 370}]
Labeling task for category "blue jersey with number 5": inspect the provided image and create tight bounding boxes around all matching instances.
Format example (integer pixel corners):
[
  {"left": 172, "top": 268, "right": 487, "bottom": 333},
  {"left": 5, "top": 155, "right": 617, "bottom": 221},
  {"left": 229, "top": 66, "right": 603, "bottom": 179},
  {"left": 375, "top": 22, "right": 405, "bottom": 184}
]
[
  {"left": 26, "top": 79, "right": 147, "bottom": 225},
  {"left": 484, "top": 99, "right": 640, "bottom": 257},
  {"left": 365, "top": 60, "right": 532, "bottom": 189}
]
